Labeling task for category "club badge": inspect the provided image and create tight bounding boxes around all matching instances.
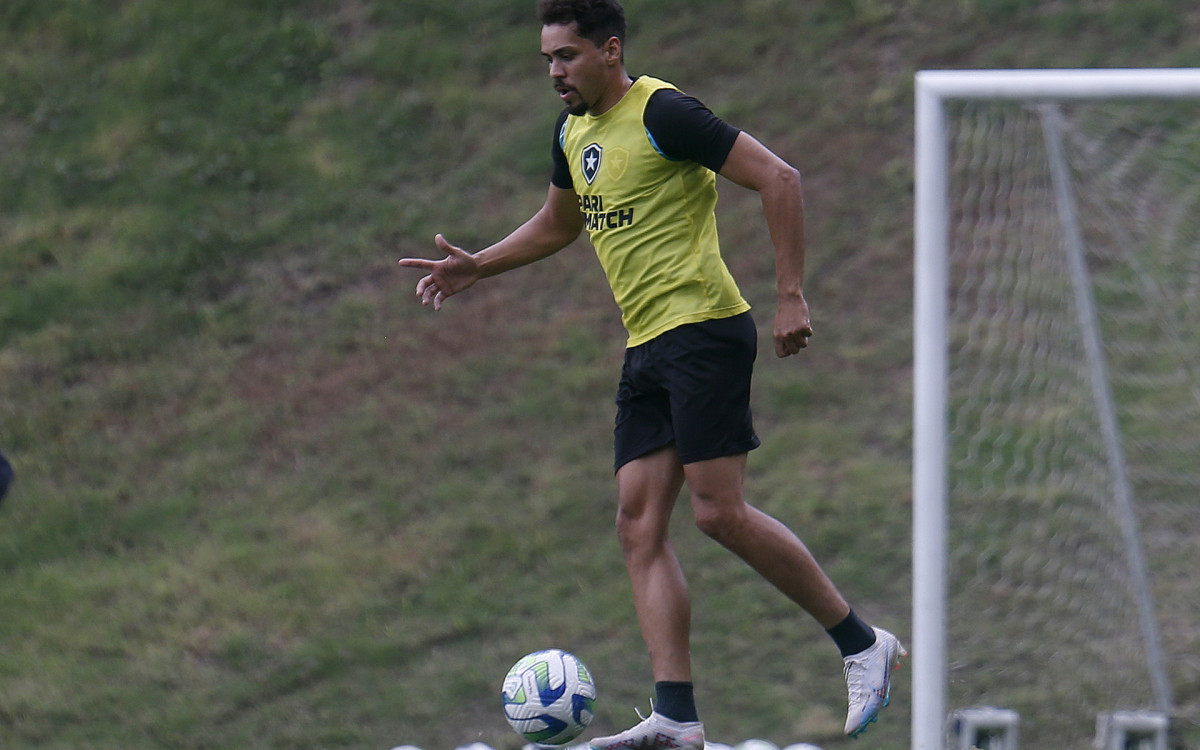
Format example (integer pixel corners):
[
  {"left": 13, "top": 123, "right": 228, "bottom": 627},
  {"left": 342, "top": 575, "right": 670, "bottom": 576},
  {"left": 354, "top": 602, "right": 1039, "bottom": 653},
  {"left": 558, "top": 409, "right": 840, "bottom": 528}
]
[{"left": 582, "top": 142, "right": 603, "bottom": 185}]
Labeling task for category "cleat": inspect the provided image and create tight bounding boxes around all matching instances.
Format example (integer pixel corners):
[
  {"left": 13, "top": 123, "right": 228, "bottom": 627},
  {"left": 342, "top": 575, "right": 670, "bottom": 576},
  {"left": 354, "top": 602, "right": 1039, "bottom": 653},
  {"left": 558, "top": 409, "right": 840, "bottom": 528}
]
[
  {"left": 843, "top": 627, "right": 906, "bottom": 737},
  {"left": 589, "top": 709, "right": 705, "bottom": 750}
]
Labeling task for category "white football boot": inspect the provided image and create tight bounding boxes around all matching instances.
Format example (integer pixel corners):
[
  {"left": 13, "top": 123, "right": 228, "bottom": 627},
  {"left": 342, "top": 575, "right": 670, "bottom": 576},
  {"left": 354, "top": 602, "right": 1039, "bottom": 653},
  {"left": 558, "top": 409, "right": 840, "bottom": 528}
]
[
  {"left": 589, "top": 709, "right": 705, "bottom": 750},
  {"left": 842, "top": 627, "right": 906, "bottom": 736}
]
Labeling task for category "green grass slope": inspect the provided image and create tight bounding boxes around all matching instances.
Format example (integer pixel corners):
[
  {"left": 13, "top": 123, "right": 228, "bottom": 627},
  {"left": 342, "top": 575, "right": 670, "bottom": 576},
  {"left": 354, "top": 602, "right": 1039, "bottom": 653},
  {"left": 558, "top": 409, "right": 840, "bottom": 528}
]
[{"left": 2, "top": 1, "right": 1197, "bottom": 748}]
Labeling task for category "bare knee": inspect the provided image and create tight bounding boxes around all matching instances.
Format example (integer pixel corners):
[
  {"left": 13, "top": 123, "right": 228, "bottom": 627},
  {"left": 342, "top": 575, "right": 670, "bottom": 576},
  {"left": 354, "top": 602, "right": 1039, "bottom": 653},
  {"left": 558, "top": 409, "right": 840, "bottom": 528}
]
[
  {"left": 614, "top": 505, "right": 640, "bottom": 550},
  {"left": 691, "top": 491, "right": 749, "bottom": 546},
  {"left": 615, "top": 504, "right": 667, "bottom": 562}
]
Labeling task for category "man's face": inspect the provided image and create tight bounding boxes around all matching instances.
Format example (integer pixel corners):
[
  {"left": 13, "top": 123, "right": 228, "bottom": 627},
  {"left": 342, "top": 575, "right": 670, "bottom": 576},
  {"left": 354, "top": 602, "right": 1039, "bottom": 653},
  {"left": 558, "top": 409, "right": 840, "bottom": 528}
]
[{"left": 540, "top": 23, "right": 613, "bottom": 116}]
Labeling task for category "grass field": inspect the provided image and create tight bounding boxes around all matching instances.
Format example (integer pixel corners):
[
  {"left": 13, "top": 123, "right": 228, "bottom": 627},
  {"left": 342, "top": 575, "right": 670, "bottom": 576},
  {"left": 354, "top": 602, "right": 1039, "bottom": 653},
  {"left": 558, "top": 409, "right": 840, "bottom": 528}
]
[{"left": 2, "top": 1, "right": 1198, "bottom": 748}]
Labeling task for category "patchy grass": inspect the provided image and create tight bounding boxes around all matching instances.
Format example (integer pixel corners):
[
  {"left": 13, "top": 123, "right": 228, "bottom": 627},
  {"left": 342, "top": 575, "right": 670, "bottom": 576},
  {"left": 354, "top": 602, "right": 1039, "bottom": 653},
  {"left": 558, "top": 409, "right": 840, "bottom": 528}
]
[{"left": 2, "top": 1, "right": 1199, "bottom": 748}]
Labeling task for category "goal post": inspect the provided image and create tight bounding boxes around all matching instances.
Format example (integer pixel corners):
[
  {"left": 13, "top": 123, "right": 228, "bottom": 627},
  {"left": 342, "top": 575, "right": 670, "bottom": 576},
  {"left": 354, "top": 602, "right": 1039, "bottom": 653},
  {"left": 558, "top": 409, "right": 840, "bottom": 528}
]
[{"left": 913, "top": 69, "right": 1200, "bottom": 750}]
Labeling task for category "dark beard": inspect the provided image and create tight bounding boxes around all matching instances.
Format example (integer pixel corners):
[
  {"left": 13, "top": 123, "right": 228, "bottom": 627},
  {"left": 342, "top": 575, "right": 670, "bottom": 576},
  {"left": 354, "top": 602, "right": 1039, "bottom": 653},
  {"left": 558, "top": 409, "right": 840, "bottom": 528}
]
[{"left": 556, "top": 85, "right": 588, "bottom": 116}]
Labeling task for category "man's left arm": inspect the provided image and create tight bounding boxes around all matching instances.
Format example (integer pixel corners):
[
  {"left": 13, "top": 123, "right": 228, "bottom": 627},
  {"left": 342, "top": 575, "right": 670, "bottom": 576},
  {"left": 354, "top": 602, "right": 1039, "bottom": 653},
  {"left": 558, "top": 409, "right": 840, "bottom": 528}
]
[{"left": 719, "top": 132, "right": 813, "bottom": 357}]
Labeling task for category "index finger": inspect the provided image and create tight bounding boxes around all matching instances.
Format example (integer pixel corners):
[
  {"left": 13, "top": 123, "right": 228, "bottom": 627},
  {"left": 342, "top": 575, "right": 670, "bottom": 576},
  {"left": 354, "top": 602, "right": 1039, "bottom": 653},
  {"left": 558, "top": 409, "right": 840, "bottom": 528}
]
[{"left": 398, "top": 257, "right": 436, "bottom": 270}]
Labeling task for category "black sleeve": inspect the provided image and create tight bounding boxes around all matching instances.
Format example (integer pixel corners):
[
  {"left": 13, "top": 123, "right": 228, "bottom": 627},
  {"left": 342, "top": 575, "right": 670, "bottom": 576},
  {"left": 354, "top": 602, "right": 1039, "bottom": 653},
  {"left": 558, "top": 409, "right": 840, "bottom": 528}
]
[
  {"left": 550, "top": 108, "right": 573, "bottom": 189},
  {"left": 643, "top": 88, "right": 742, "bottom": 172}
]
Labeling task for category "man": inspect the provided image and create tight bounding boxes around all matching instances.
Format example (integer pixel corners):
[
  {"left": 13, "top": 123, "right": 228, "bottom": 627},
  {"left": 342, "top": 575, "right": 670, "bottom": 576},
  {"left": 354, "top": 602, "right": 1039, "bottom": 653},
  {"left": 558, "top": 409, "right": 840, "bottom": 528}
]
[
  {"left": 399, "top": 1, "right": 904, "bottom": 746},
  {"left": 0, "top": 449, "right": 12, "bottom": 504}
]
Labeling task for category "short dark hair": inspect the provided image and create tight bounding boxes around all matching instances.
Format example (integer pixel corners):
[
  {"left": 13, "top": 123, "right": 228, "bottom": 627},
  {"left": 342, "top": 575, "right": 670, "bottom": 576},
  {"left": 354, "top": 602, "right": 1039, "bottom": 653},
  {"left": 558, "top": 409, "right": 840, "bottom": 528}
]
[{"left": 537, "top": 0, "right": 626, "bottom": 49}]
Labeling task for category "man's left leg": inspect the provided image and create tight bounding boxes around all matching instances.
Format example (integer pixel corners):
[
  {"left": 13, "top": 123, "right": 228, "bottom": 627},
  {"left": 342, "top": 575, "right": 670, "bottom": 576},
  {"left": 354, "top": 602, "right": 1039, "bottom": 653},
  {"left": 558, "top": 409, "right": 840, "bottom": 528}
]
[
  {"left": 683, "top": 453, "right": 905, "bottom": 736},
  {"left": 684, "top": 453, "right": 849, "bottom": 626}
]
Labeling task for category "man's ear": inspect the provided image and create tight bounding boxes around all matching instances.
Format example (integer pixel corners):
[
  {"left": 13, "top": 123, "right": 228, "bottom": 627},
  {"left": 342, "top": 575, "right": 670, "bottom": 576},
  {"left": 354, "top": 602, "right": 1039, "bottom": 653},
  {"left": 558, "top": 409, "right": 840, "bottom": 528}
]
[{"left": 603, "top": 36, "right": 622, "bottom": 65}]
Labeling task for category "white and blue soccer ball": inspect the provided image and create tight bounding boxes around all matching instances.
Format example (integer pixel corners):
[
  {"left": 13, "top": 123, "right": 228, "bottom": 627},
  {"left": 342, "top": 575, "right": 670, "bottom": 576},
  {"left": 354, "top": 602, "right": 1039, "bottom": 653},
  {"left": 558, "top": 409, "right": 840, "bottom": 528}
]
[{"left": 501, "top": 649, "right": 597, "bottom": 746}]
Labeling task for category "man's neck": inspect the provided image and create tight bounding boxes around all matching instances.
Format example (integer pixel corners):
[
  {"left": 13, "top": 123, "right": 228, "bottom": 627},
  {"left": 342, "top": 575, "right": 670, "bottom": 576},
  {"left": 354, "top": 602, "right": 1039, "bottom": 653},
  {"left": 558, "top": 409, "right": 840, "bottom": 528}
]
[{"left": 591, "top": 72, "right": 634, "bottom": 116}]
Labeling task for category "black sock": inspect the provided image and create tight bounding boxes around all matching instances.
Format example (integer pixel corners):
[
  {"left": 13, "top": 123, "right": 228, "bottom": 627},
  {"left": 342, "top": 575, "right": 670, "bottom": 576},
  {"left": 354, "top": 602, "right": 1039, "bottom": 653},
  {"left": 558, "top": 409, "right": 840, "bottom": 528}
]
[
  {"left": 654, "top": 681, "right": 699, "bottom": 723},
  {"left": 826, "top": 609, "right": 877, "bottom": 658}
]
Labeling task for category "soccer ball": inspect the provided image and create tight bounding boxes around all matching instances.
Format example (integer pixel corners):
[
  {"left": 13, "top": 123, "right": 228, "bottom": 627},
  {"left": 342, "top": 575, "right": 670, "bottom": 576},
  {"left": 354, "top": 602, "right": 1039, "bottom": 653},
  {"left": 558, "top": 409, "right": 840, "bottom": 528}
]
[{"left": 501, "top": 649, "right": 597, "bottom": 745}]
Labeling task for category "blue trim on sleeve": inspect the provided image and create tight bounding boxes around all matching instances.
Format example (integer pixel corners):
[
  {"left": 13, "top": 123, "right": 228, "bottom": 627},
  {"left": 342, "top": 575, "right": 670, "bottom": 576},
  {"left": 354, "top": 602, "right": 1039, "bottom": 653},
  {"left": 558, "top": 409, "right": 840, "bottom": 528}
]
[{"left": 645, "top": 126, "right": 685, "bottom": 161}]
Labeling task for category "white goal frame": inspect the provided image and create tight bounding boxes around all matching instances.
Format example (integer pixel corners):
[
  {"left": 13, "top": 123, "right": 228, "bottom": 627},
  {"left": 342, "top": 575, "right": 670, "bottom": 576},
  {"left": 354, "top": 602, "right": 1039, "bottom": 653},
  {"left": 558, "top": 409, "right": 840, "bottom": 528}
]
[{"left": 912, "top": 68, "right": 1200, "bottom": 750}]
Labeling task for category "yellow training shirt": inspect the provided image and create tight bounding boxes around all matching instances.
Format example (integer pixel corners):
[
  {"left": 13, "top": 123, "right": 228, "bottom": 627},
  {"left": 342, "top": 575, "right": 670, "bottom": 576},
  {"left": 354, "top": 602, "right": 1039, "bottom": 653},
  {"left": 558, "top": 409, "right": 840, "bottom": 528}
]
[{"left": 558, "top": 76, "right": 750, "bottom": 347}]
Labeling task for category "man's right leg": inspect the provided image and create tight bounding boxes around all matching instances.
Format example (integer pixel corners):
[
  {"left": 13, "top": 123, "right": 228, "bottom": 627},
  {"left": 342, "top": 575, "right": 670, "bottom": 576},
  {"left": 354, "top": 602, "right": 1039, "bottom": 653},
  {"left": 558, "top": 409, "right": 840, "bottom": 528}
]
[
  {"left": 590, "top": 445, "right": 705, "bottom": 750},
  {"left": 613, "top": 444, "right": 690, "bottom": 683}
]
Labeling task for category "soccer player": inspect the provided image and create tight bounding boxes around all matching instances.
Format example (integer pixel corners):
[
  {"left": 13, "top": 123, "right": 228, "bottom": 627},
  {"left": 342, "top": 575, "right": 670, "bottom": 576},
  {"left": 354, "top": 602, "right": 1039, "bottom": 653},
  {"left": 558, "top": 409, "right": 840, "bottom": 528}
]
[
  {"left": 0, "top": 449, "right": 12, "bottom": 503},
  {"left": 398, "top": 1, "right": 904, "bottom": 746}
]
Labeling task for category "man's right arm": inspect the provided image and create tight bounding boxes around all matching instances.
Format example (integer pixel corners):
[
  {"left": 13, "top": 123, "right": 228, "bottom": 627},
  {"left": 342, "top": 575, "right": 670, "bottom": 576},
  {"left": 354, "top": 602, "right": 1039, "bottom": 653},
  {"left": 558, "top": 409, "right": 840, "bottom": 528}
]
[
  {"left": 473, "top": 183, "right": 583, "bottom": 278},
  {"left": 398, "top": 183, "right": 583, "bottom": 310}
]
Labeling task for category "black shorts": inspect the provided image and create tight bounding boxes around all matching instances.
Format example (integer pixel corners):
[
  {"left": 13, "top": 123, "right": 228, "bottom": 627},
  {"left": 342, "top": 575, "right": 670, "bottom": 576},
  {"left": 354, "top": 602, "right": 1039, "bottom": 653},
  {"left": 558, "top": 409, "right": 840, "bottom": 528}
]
[{"left": 613, "top": 311, "right": 761, "bottom": 472}]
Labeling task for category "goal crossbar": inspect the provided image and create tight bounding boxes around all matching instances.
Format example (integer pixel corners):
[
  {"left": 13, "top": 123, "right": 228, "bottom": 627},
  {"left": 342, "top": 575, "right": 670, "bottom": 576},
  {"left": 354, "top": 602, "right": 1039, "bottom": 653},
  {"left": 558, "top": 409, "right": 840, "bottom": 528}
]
[{"left": 912, "top": 68, "right": 1200, "bottom": 750}]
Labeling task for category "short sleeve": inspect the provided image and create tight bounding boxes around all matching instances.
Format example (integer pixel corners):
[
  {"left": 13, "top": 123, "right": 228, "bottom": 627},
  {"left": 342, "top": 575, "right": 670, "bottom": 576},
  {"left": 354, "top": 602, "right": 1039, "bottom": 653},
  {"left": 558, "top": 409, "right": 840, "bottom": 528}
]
[
  {"left": 550, "top": 109, "right": 573, "bottom": 189},
  {"left": 643, "top": 88, "right": 741, "bottom": 172}
]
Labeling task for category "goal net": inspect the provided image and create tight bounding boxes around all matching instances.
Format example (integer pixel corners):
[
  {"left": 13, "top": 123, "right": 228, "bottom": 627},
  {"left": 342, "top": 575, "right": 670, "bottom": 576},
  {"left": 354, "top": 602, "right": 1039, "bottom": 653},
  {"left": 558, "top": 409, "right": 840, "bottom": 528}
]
[{"left": 913, "top": 70, "right": 1200, "bottom": 750}]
